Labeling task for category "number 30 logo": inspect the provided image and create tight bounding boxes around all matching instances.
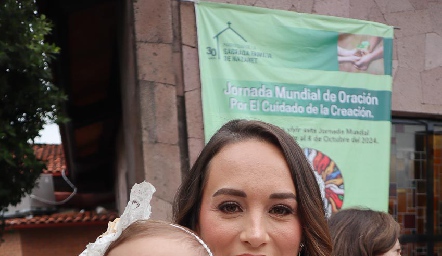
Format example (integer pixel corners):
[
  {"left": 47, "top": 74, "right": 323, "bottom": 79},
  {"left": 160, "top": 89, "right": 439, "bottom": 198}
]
[{"left": 206, "top": 47, "right": 217, "bottom": 57}]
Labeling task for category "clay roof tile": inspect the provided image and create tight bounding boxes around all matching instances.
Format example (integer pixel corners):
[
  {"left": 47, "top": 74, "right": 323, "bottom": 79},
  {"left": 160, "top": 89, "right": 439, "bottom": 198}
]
[
  {"left": 5, "top": 211, "right": 117, "bottom": 230},
  {"left": 32, "top": 144, "right": 67, "bottom": 176}
]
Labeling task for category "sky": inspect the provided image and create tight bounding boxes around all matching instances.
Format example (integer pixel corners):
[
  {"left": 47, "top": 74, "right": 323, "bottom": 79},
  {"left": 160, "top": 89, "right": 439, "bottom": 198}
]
[{"left": 34, "top": 123, "right": 61, "bottom": 144}]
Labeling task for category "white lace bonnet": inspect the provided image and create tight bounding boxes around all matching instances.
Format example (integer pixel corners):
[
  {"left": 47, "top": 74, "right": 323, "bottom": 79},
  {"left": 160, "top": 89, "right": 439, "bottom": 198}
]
[{"left": 79, "top": 181, "right": 212, "bottom": 256}]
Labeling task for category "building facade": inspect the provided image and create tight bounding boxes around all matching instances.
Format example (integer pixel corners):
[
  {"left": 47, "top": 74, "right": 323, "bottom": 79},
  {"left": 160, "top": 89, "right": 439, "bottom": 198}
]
[{"left": 113, "top": 0, "right": 442, "bottom": 255}]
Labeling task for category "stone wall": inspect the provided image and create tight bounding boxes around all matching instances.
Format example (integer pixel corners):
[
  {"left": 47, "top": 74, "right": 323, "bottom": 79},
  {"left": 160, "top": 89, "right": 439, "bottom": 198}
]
[
  {"left": 117, "top": 0, "right": 184, "bottom": 221},
  {"left": 122, "top": 0, "right": 442, "bottom": 219}
]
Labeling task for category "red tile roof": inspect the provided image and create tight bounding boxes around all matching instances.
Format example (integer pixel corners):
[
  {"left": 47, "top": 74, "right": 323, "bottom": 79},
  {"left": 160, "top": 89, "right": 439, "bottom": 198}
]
[
  {"left": 5, "top": 211, "right": 118, "bottom": 230},
  {"left": 33, "top": 144, "right": 67, "bottom": 176}
]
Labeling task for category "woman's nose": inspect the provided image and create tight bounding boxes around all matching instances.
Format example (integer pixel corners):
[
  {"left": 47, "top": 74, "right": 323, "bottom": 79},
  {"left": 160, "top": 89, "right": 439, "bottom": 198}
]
[{"left": 239, "top": 214, "right": 270, "bottom": 248}]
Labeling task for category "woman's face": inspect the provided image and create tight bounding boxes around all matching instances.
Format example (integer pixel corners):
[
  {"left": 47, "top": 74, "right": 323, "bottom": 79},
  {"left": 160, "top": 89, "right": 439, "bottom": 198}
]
[
  {"left": 198, "top": 139, "right": 302, "bottom": 256},
  {"left": 378, "top": 239, "right": 401, "bottom": 256}
]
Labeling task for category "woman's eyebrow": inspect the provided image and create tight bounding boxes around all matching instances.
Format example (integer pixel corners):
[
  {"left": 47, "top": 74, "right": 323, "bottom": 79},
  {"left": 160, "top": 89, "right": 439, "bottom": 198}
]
[
  {"left": 213, "top": 188, "right": 246, "bottom": 197},
  {"left": 269, "top": 192, "right": 297, "bottom": 200}
]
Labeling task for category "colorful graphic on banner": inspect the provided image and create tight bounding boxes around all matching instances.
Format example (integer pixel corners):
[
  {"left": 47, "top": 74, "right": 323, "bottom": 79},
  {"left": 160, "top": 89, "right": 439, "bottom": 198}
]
[{"left": 195, "top": 1, "right": 393, "bottom": 214}]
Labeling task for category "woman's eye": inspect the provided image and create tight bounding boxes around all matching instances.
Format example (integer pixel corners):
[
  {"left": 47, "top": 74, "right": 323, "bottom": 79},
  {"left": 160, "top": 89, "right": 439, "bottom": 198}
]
[
  {"left": 218, "top": 202, "right": 242, "bottom": 213},
  {"left": 269, "top": 205, "right": 294, "bottom": 216}
]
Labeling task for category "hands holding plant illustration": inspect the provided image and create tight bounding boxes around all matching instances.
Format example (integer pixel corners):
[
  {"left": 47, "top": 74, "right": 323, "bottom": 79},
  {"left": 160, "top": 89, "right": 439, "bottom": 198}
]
[{"left": 338, "top": 36, "right": 383, "bottom": 71}]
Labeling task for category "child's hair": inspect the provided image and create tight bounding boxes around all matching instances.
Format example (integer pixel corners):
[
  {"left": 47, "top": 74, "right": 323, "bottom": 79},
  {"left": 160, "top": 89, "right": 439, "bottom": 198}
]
[{"left": 104, "top": 220, "right": 211, "bottom": 256}]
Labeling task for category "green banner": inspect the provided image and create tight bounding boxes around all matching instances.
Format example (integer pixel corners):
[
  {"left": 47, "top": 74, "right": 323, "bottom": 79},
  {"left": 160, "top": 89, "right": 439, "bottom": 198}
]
[{"left": 195, "top": 1, "right": 393, "bottom": 216}]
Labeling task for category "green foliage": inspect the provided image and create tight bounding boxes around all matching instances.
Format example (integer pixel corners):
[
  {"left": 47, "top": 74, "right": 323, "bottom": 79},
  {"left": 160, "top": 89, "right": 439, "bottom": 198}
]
[{"left": 0, "top": 0, "right": 66, "bottom": 237}]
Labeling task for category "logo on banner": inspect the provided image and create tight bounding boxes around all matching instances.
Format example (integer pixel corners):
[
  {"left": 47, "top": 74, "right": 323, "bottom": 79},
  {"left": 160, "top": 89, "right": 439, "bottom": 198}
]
[{"left": 205, "top": 22, "right": 272, "bottom": 64}]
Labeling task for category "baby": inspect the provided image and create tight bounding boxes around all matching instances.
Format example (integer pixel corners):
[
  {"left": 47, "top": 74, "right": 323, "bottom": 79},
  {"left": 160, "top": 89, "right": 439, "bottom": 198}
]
[
  {"left": 104, "top": 220, "right": 212, "bottom": 256},
  {"left": 80, "top": 181, "right": 212, "bottom": 256}
]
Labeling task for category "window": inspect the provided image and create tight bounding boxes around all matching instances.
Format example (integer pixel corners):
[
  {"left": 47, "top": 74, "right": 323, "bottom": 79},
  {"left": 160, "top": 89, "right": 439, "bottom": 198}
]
[{"left": 390, "top": 119, "right": 442, "bottom": 256}]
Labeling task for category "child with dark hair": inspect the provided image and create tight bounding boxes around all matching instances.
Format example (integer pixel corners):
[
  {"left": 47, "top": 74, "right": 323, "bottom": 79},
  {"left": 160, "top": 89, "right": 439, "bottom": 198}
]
[{"left": 328, "top": 207, "right": 401, "bottom": 256}]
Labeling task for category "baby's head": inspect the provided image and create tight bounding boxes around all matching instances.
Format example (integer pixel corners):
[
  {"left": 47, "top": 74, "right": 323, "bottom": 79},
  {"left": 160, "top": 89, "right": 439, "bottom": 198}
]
[{"left": 104, "top": 220, "right": 212, "bottom": 256}]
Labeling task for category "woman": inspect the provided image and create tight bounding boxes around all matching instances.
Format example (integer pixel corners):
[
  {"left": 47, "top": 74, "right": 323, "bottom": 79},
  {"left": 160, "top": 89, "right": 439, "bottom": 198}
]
[
  {"left": 173, "top": 119, "right": 332, "bottom": 255},
  {"left": 328, "top": 207, "right": 401, "bottom": 256}
]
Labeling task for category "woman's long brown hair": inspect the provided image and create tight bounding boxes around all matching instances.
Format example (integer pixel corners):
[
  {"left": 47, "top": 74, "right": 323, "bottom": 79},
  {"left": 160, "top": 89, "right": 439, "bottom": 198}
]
[{"left": 173, "top": 119, "right": 332, "bottom": 255}]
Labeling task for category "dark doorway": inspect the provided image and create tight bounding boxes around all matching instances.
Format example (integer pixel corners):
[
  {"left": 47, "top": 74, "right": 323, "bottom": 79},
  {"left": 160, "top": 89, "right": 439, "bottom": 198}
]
[{"left": 37, "top": 0, "right": 122, "bottom": 207}]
